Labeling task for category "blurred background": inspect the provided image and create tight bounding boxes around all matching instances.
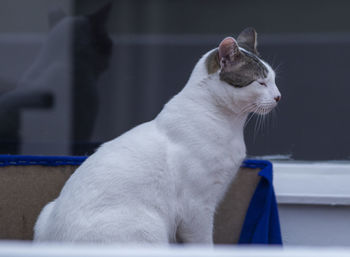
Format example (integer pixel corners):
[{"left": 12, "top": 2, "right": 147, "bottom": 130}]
[{"left": 0, "top": 0, "right": 349, "bottom": 160}]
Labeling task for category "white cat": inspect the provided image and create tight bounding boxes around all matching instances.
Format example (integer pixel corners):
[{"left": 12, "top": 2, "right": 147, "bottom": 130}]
[{"left": 34, "top": 28, "right": 281, "bottom": 244}]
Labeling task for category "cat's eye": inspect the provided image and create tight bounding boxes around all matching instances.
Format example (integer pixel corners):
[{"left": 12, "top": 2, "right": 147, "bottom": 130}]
[{"left": 258, "top": 82, "right": 267, "bottom": 87}]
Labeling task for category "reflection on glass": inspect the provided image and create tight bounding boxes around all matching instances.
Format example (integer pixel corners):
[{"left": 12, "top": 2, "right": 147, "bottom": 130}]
[
  {"left": 0, "top": 2, "right": 112, "bottom": 156},
  {"left": 0, "top": 0, "right": 350, "bottom": 161}
]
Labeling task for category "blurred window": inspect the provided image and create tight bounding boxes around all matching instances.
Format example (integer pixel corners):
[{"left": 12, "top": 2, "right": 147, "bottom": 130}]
[{"left": 0, "top": 0, "right": 349, "bottom": 161}]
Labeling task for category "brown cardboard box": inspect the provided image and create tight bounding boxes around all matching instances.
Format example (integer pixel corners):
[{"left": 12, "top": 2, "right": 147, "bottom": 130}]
[{"left": 0, "top": 164, "right": 260, "bottom": 243}]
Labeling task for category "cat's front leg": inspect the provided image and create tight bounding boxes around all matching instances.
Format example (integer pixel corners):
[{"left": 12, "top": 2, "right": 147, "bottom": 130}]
[{"left": 177, "top": 211, "right": 214, "bottom": 244}]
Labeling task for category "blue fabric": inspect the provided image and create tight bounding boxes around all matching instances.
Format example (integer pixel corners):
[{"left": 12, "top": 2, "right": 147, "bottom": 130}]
[
  {"left": 239, "top": 159, "right": 283, "bottom": 245},
  {"left": 0, "top": 155, "right": 282, "bottom": 244}
]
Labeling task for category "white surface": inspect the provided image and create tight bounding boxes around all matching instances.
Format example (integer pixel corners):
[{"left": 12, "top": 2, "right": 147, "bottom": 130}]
[
  {"left": 278, "top": 205, "right": 350, "bottom": 246},
  {"left": 1, "top": 242, "right": 350, "bottom": 257},
  {"left": 273, "top": 162, "right": 350, "bottom": 205},
  {"left": 272, "top": 161, "right": 350, "bottom": 246}
]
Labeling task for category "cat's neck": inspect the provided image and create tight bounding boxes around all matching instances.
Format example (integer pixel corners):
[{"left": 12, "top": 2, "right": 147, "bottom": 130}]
[{"left": 156, "top": 51, "right": 248, "bottom": 145}]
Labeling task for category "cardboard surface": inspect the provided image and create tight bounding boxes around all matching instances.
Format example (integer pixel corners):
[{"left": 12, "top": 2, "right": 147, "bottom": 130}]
[
  {"left": 0, "top": 165, "right": 260, "bottom": 242},
  {"left": 214, "top": 167, "right": 260, "bottom": 244},
  {"left": 0, "top": 165, "right": 75, "bottom": 240}
]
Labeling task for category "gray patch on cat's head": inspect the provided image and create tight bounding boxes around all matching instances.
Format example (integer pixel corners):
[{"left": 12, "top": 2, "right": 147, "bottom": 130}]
[
  {"left": 206, "top": 49, "right": 220, "bottom": 74},
  {"left": 206, "top": 28, "right": 268, "bottom": 88},
  {"left": 220, "top": 47, "right": 268, "bottom": 88}
]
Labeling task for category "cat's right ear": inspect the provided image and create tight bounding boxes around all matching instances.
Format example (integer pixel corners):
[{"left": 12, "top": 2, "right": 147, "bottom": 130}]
[
  {"left": 218, "top": 37, "right": 241, "bottom": 68},
  {"left": 88, "top": 2, "right": 112, "bottom": 30},
  {"left": 237, "top": 27, "right": 259, "bottom": 55},
  {"left": 48, "top": 6, "right": 67, "bottom": 29}
]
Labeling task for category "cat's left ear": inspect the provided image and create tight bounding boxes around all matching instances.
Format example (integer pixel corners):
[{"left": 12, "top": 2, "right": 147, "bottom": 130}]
[
  {"left": 218, "top": 37, "right": 241, "bottom": 69},
  {"left": 87, "top": 2, "right": 112, "bottom": 30},
  {"left": 237, "top": 27, "right": 259, "bottom": 55}
]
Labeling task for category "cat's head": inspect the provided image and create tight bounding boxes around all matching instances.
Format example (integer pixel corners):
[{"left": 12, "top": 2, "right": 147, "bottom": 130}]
[
  {"left": 205, "top": 28, "right": 281, "bottom": 115},
  {"left": 48, "top": 3, "right": 113, "bottom": 73}
]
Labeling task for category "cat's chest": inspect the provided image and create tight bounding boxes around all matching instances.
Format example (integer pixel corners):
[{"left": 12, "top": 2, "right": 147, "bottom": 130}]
[
  {"left": 172, "top": 136, "right": 245, "bottom": 185},
  {"left": 173, "top": 145, "right": 245, "bottom": 209},
  {"left": 205, "top": 146, "right": 245, "bottom": 184},
  {"left": 204, "top": 135, "right": 245, "bottom": 166}
]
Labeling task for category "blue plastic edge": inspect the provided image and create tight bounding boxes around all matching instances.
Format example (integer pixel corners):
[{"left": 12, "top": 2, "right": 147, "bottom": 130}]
[
  {"left": 242, "top": 159, "right": 272, "bottom": 170},
  {"left": 0, "top": 155, "right": 270, "bottom": 169},
  {"left": 0, "top": 155, "right": 87, "bottom": 167}
]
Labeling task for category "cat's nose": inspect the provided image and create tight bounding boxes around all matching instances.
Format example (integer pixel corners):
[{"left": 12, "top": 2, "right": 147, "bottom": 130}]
[{"left": 274, "top": 95, "right": 281, "bottom": 102}]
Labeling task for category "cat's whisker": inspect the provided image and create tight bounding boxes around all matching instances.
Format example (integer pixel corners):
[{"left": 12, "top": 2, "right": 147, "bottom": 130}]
[
  {"left": 265, "top": 108, "right": 269, "bottom": 131},
  {"left": 260, "top": 110, "right": 265, "bottom": 132},
  {"left": 236, "top": 103, "right": 258, "bottom": 126},
  {"left": 260, "top": 108, "right": 264, "bottom": 131},
  {"left": 271, "top": 108, "right": 277, "bottom": 128},
  {"left": 266, "top": 109, "right": 272, "bottom": 132},
  {"left": 262, "top": 109, "right": 266, "bottom": 132},
  {"left": 251, "top": 103, "right": 277, "bottom": 137},
  {"left": 256, "top": 113, "right": 263, "bottom": 139},
  {"left": 244, "top": 113, "right": 254, "bottom": 128},
  {"left": 238, "top": 103, "right": 256, "bottom": 115},
  {"left": 253, "top": 105, "right": 263, "bottom": 140},
  {"left": 240, "top": 103, "right": 256, "bottom": 118},
  {"left": 244, "top": 104, "right": 260, "bottom": 128},
  {"left": 255, "top": 115, "right": 260, "bottom": 137}
]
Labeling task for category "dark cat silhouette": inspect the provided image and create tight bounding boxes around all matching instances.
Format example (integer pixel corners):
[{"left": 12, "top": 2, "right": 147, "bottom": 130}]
[
  {"left": 0, "top": 3, "right": 113, "bottom": 155},
  {"left": 71, "top": 3, "right": 113, "bottom": 155}
]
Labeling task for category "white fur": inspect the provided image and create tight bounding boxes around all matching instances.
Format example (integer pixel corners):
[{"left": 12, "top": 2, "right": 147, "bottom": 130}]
[{"left": 34, "top": 48, "right": 280, "bottom": 244}]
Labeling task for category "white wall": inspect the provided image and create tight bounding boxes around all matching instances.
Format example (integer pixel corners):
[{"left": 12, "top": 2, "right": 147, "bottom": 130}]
[{"left": 274, "top": 162, "right": 350, "bottom": 246}]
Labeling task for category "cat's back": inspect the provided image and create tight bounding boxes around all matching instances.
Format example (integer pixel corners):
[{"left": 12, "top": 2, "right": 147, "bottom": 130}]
[
  {"left": 60, "top": 120, "right": 169, "bottom": 202},
  {"left": 34, "top": 121, "right": 176, "bottom": 242}
]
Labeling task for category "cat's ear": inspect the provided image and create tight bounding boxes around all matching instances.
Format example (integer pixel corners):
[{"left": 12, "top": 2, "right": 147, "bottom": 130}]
[
  {"left": 237, "top": 27, "right": 259, "bottom": 55},
  {"left": 218, "top": 37, "right": 241, "bottom": 68},
  {"left": 87, "top": 2, "right": 112, "bottom": 30},
  {"left": 48, "top": 6, "right": 67, "bottom": 29}
]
